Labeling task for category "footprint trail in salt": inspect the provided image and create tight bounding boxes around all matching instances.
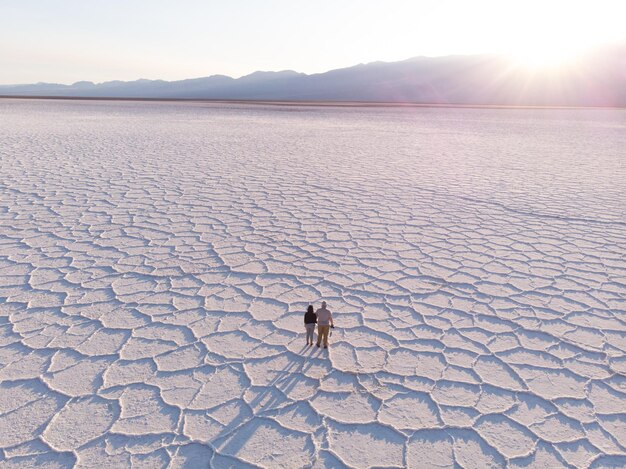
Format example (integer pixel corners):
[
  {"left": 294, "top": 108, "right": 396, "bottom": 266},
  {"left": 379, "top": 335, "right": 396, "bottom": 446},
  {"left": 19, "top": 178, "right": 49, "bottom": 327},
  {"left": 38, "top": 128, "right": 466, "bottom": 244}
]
[{"left": 0, "top": 99, "right": 625, "bottom": 468}]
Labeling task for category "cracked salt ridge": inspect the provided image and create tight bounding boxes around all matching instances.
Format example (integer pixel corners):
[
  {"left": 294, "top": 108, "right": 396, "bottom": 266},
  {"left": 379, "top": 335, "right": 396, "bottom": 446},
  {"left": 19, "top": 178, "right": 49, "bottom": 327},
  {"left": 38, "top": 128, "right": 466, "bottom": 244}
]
[{"left": 0, "top": 100, "right": 625, "bottom": 468}]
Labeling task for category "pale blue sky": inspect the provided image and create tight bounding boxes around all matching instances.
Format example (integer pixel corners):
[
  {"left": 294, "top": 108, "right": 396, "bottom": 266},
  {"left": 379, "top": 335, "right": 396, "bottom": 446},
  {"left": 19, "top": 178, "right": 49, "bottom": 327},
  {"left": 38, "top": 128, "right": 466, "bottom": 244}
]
[{"left": 1, "top": 0, "right": 624, "bottom": 84}]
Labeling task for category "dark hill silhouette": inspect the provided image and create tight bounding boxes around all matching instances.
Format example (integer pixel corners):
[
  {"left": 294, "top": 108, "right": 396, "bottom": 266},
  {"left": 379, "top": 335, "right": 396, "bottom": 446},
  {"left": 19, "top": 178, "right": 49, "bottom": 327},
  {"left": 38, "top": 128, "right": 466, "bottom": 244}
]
[{"left": 1, "top": 45, "right": 624, "bottom": 106}]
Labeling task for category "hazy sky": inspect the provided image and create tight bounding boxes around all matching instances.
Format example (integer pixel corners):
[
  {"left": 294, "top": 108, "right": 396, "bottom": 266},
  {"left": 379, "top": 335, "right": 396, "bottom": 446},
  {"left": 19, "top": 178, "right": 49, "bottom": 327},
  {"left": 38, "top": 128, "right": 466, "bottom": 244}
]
[{"left": 1, "top": 0, "right": 624, "bottom": 84}]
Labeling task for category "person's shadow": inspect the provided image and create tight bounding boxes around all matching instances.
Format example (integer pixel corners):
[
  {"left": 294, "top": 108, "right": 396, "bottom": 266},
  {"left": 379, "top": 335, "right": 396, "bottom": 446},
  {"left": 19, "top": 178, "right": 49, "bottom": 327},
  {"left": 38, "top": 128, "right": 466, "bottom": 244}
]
[
  {"left": 211, "top": 344, "right": 323, "bottom": 458},
  {"left": 247, "top": 344, "right": 320, "bottom": 414}
]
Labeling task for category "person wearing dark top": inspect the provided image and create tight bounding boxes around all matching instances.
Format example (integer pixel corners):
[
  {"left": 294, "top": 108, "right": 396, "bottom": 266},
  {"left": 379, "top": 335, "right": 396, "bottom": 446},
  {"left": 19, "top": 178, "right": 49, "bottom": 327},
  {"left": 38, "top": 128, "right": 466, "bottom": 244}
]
[{"left": 304, "top": 304, "right": 317, "bottom": 346}]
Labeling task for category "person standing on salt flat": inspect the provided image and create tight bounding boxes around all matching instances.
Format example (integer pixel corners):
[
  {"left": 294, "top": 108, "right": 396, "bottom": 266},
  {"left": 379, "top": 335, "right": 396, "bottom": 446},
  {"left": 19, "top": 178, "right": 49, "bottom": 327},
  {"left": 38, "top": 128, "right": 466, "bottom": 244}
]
[
  {"left": 315, "top": 301, "right": 334, "bottom": 349},
  {"left": 304, "top": 304, "right": 317, "bottom": 346}
]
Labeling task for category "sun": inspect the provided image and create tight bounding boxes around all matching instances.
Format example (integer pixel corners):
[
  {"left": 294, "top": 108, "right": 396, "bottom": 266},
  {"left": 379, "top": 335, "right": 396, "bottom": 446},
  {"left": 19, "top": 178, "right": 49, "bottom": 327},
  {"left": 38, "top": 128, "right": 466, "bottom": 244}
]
[
  {"left": 507, "top": 33, "right": 587, "bottom": 70},
  {"left": 512, "top": 45, "right": 579, "bottom": 69},
  {"left": 489, "top": 0, "right": 626, "bottom": 70}
]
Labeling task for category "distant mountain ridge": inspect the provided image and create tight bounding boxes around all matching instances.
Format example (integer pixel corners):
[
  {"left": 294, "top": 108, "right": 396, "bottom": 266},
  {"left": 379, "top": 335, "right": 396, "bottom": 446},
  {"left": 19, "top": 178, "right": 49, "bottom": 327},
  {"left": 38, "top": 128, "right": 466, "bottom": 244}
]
[{"left": 2, "top": 46, "right": 625, "bottom": 106}]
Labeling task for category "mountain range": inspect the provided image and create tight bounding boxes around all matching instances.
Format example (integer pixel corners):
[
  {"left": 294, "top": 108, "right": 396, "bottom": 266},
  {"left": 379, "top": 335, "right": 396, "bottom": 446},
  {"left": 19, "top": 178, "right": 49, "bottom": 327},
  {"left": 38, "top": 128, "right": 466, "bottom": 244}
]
[{"left": 2, "top": 45, "right": 625, "bottom": 106}]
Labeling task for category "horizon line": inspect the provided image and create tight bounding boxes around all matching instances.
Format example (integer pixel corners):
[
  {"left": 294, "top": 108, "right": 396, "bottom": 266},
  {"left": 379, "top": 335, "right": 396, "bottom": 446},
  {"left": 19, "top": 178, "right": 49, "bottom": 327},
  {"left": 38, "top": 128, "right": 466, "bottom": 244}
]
[{"left": 2, "top": 95, "right": 624, "bottom": 111}]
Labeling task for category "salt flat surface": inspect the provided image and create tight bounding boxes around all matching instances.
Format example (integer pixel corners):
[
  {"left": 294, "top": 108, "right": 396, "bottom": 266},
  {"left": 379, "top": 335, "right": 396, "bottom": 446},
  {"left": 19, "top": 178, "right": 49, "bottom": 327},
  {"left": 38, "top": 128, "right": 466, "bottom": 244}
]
[{"left": 0, "top": 99, "right": 625, "bottom": 468}]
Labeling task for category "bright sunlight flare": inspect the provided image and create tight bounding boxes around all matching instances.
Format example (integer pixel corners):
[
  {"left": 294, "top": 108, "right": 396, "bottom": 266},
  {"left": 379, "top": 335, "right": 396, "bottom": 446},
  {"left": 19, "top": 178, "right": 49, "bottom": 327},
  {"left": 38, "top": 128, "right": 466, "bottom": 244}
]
[
  {"left": 508, "top": 37, "right": 586, "bottom": 69},
  {"left": 491, "top": 0, "right": 625, "bottom": 69}
]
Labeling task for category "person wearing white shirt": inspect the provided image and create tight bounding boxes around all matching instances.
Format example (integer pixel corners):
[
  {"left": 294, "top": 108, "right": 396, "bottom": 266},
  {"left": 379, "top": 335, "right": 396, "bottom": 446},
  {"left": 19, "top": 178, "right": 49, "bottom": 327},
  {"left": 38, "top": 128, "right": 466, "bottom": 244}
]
[{"left": 315, "top": 301, "right": 334, "bottom": 349}]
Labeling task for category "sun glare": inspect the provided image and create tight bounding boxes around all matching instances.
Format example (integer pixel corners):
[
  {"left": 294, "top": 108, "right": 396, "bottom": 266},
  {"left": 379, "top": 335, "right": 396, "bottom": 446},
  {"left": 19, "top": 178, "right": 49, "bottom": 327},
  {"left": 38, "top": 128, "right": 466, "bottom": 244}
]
[
  {"left": 489, "top": 0, "right": 625, "bottom": 71},
  {"left": 509, "top": 40, "right": 584, "bottom": 69},
  {"left": 504, "top": 21, "right": 592, "bottom": 70}
]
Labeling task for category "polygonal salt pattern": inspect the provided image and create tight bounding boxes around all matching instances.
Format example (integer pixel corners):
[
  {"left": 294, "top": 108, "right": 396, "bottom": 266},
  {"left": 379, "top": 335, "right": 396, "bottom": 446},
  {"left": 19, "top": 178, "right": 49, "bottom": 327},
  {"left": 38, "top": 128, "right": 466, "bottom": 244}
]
[{"left": 0, "top": 100, "right": 625, "bottom": 467}]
